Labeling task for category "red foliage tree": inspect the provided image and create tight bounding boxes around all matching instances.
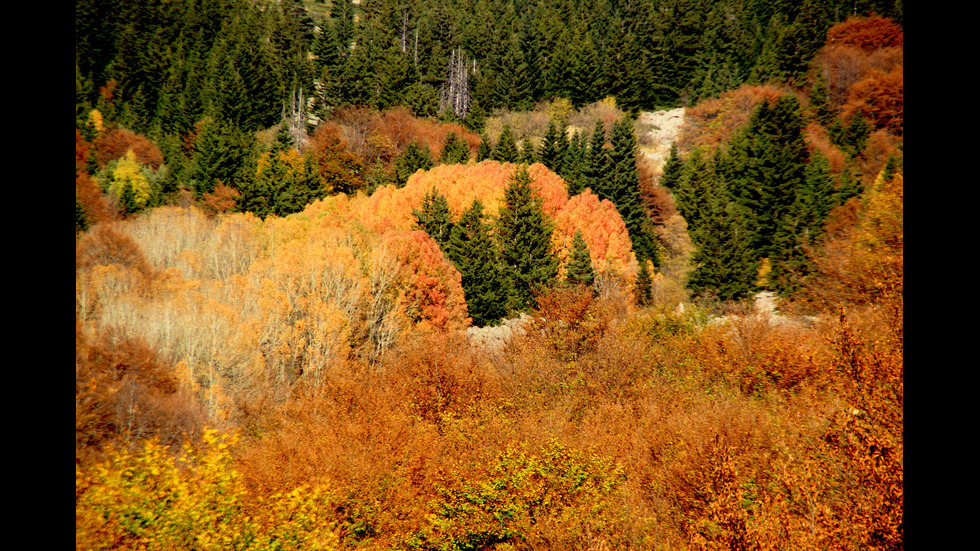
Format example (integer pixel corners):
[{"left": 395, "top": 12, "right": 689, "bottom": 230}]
[
  {"left": 826, "top": 15, "right": 903, "bottom": 52},
  {"left": 76, "top": 129, "right": 118, "bottom": 225},
  {"left": 76, "top": 320, "right": 204, "bottom": 460},
  {"left": 308, "top": 122, "right": 367, "bottom": 195},
  {"left": 383, "top": 230, "right": 470, "bottom": 332},
  {"left": 842, "top": 65, "right": 903, "bottom": 135},
  {"left": 94, "top": 127, "right": 165, "bottom": 170}
]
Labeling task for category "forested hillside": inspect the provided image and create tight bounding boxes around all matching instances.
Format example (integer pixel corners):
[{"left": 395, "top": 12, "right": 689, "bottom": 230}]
[{"left": 77, "top": 1, "right": 903, "bottom": 549}]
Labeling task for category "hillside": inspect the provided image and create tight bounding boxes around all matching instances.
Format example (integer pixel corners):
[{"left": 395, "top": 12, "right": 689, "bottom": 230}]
[{"left": 76, "top": 4, "right": 903, "bottom": 549}]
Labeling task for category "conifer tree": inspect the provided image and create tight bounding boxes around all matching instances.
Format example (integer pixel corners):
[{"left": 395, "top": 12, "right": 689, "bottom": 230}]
[
  {"left": 395, "top": 141, "right": 434, "bottom": 187},
  {"left": 539, "top": 118, "right": 568, "bottom": 174},
  {"left": 584, "top": 119, "right": 608, "bottom": 193},
  {"left": 497, "top": 166, "right": 559, "bottom": 311},
  {"left": 658, "top": 143, "right": 684, "bottom": 190},
  {"left": 189, "top": 118, "right": 256, "bottom": 196},
  {"left": 673, "top": 148, "right": 716, "bottom": 238},
  {"left": 635, "top": 258, "right": 653, "bottom": 306},
  {"left": 724, "top": 95, "right": 809, "bottom": 259},
  {"left": 769, "top": 150, "right": 836, "bottom": 295},
  {"left": 412, "top": 187, "right": 455, "bottom": 250},
  {"left": 445, "top": 199, "right": 511, "bottom": 326},
  {"left": 439, "top": 132, "right": 470, "bottom": 164},
  {"left": 607, "top": 116, "right": 658, "bottom": 264},
  {"left": 562, "top": 132, "right": 589, "bottom": 196},
  {"left": 565, "top": 229, "right": 596, "bottom": 287},
  {"left": 491, "top": 124, "right": 520, "bottom": 163},
  {"left": 476, "top": 132, "right": 493, "bottom": 162},
  {"left": 519, "top": 137, "right": 537, "bottom": 165},
  {"left": 687, "top": 183, "right": 757, "bottom": 302}
]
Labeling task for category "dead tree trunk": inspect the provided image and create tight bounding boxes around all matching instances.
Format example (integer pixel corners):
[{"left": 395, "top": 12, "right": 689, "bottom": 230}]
[{"left": 439, "top": 49, "right": 472, "bottom": 120}]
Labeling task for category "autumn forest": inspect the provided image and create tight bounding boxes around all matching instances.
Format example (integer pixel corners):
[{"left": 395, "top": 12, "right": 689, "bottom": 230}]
[{"left": 76, "top": 0, "right": 903, "bottom": 549}]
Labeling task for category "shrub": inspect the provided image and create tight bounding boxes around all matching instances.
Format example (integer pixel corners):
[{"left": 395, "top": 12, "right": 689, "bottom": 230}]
[{"left": 408, "top": 440, "right": 627, "bottom": 550}]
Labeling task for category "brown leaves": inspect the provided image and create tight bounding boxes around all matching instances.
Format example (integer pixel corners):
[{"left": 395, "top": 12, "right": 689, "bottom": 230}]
[{"left": 75, "top": 322, "right": 204, "bottom": 460}]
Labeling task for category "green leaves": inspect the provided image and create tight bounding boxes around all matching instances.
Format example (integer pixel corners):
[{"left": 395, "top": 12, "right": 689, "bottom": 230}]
[
  {"left": 565, "top": 229, "right": 596, "bottom": 288},
  {"left": 445, "top": 200, "right": 511, "bottom": 327},
  {"left": 497, "top": 166, "right": 559, "bottom": 312}
]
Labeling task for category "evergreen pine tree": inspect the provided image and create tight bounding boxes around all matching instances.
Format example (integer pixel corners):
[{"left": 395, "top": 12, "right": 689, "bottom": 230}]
[
  {"left": 497, "top": 166, "right": 559, "bottom": 311},
  {"left": 189, "top": 118, "right": 257, "bottom": 196},
  {"left": 563, "top": 132, "right": 588, "bottom": 196},
  {"left": 476, "top": 132, "right": 493, "bottom": 162},
  {"left": 519, "top": 137, "right": 537, "bottom": 165},
  {"left": 538, "top": 118, "right": 568, "bottom": 174},
  {"left": 673, "top": 148, "right": 716, "bottom": 237},
  {"left": 76, "top": 195, "right": 90, "bottom": 234},
  {"left": 118, "top": 180, "right": 140, "bottom": 216},
  {"left": 491, "top": 124, "right": 520, "bottom": 163},
  {"left": 271, "top": 122, "right": 295, "bottom": 154},
  {"left": 584, "top": 119, "right": 608, "bottom": 193},
  {"left": 445, "top": 199, "right": 512, "bottom": 326},
  {"left": 565, "top": 229, "right": 596, "bottom": 287},
  {"left": 608, "top": 116, "right": 658, "bottom": 264},
  {"left": 687, "top": 183, "right": 757, "bottom": 302},
  {"left": 412, "top": 187, "right": 455, "bottom": 250},
  {"left": 832, "top": 163, "right": 863, "bottom": 207},
  {"left": 439, "top": 132, "right": 470, "bottom": 164},
  {"left": 768, "top": 151, "right": 835, "bottom": 295},
  {"left": 658, "top": 143, "right": 684, "bottom": 190},
  {"left": 635, "top": 258, "right": 653, "bottom": 306},
  {"left": 395, "top": 141, "right": 434, "bottom": 187},
  {"left": 725, "top": 95, "right": 809, "bottom": 259}
]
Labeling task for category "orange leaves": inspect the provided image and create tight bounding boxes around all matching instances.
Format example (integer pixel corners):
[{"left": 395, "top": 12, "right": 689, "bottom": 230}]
[
  {"left": 328, "top": 105, "right": 481, "bottom": 175},
  {"left": 307, "top": 122, "right": 366, "bottom": 195},
  {"left": 678, "top": 85, "right": 787, "bottom": 153},
  {"left": 817, "top": 16, "right": 903, "bottom": 121},
  {"left": 826, "top": 15, "right": 904, "bottom": 52},
  {"left": 354, "top": 161, "right": 568, "bottom": 231},
  {"left": 383, "top": 230, "right": 469, "bottom": 333},
  {"left": 807, "top": 167, "right": 903, "bottom": 309},
  {"left": 93, "top": 126, "right": 165, "bottom": 170},
  {"left": 842, "top": 64, "right": 903, "bottom": 135},
  {"left": 551, "top": 189, "right": 636, "bottom": 281}
]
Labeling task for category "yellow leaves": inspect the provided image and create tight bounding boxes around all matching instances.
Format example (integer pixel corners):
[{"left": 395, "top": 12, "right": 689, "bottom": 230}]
[
  {"left": 77, "top": 430, "right": 343, "bottom": 551},
  {"left": 111, "top": 149, "right": 152, "bottom": 208},
  {"left": 415, "top": 440, "right": 628, "bottom": 548},
  {"left": 87, "top": 108, "right": 104, "bottom": 136}
]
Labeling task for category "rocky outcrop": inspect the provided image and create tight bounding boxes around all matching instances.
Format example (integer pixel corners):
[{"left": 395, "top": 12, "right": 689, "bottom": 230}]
[
  {"left": 636, "top": 108, "right": 686, "bottom": 172},
  {"left": 465, "top": 313, "right": 534, "bottom": 355}
]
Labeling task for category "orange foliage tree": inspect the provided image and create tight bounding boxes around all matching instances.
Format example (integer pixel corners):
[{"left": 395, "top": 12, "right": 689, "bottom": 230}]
[
  {"left": 807, "top": 166, "right": 903, "bottom": 307},
  {"left": 842, "top": 65, "right": 903, "bottom": 135},
  {"left": 825, "top": 15, "right": 904, "bottom": 51},
  {"left": 383, "top": 230, "right": 470, "bottom": 333},
  {"left": 77, "top": 129, "right": 117, "bottom": 226},
  {"left": 307, "top": 122, "right": 366, "bottom": 195},
  {"left": 93, "top": 126, "right": 165, "bottom": 170},
  {"left": 817, "top": 16, "right": 903, "bottom": 118}
]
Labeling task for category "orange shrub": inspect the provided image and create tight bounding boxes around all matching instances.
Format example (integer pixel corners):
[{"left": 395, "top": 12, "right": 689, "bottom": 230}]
[{"left": 677, "top": 85, "right": 787, "bottom": 153}]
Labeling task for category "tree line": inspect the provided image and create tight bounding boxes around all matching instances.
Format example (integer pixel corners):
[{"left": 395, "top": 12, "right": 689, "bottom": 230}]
[{"left": 76, "top": 0, "right": 902, "bottom": 197}]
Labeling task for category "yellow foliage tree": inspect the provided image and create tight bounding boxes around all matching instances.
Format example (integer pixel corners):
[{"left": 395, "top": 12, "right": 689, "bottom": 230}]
[{"left": 110, "top": 149, "right": 152, "bottom": 209}]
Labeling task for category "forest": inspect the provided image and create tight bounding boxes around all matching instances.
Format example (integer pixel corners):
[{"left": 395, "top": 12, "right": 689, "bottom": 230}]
[{"left": 76, "top": 0, "right": 903, "bottom": 549}]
